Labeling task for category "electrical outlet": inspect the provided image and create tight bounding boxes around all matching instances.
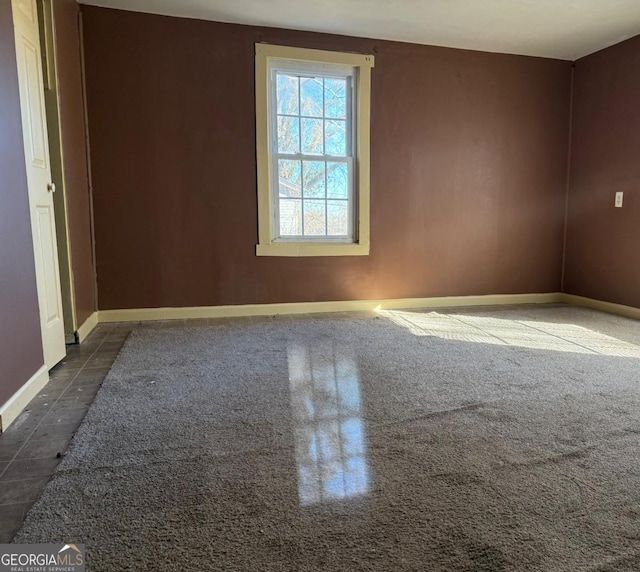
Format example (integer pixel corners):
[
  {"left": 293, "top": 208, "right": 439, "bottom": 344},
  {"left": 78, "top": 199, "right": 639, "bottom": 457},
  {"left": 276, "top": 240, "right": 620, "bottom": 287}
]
[{"left": 615, "top": 191, "right": 624, "bottom": 208}]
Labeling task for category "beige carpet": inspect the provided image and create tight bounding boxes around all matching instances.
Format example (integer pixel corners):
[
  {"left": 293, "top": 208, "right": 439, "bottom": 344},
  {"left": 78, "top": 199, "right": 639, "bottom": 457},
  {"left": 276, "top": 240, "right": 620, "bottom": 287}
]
[{"left": 13, "top": 305, "right": 640, "bottom": 571}]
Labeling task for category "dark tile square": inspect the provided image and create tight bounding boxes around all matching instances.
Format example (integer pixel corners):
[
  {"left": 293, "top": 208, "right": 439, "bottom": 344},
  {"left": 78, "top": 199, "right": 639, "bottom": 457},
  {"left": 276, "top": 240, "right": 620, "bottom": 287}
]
[
  {"left": 40, "top": 380, "right": 75, "bottom": 398},
  {"left": 16, "top": 435, "right": 71, "bottom": 460},
  {"left": 64, "top": 345, "right": 83, "bottom": 356},
  {"left": 105, "top": 331, "right": 131, "bottom": 342},
  {"left": 29, "top": 395, "right": 61, "bottom": 410},
  {"left": 0, "top": 502, "right": 32, "bottom": 543},
  {"left": 94, "top": 345, "right": 121, "bottom": 356},
  {"left": 98, "top": 340, "right": 127, "bottom": 350},
  {"left": 87, "top": 332, "right": 110, "bottom": 342},
  {"left": 0, "top": 443, "right": 22, "bottom": 463},
  {"left": 73, "top": 346, "right": 101, "bottom": 358},
  {"left": 107, "top": 326, "right": 134, "bottom": 335},
  {"left": 1, "top": 457, "right": 61, "bottom": 481},
  {"left": 75, "top": 368, "right": 109, "bottom": 381},
  {"left": 40, "top": 406, "right": 87, "bottom": 428},
  {"left": 49, "top": 366, "right": 78, "bottom": 383},
  {"left": 0, "top": 410, "right": 47, "bottom": 444},
  {"left": 57, "top": 355, "right": 90, "bottom": 368},
  {"left": 43, "top": 420, "right": 82, "bottom": 435},
  {"left": 69, "top": 372, "right": 107, "bottom": 387},
  {"left": 58, "top": 394, "right": 98, "bottom": 406},
  {"left": 75, "top": 336, "right": 101, "bottom": 346},
  {"left": 36, "top": 384, "right": 71, "bottom": 400},
  {"left": 21, "top": 398, "right": 55, "bottom": 415},
  {"left": 78, "top": 365, "right": 111, "bottom": 376},
  {"left": 84, "top": 355, "right": 117, "bottom": 369},
  {"left": 0, "top": 478, "right": 50, "bottom": 504},
  {"left": 43, "top": 399, "right": 89, "bottom": 413},
  {"left": 63, "top": 383, "right": 103, "bottom": 399}
]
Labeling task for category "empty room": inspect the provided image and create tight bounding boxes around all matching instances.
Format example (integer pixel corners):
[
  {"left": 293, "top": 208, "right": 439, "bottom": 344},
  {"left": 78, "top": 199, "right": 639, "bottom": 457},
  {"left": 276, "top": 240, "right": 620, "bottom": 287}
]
[{"left": 1, "top": 0, "right": 640, "bottom": 569}]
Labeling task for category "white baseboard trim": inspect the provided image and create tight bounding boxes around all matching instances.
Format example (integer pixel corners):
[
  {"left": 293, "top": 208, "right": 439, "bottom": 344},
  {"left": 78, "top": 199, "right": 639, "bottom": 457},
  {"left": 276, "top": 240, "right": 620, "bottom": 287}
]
[
  {"left": 97, "top": 292, "right": 563, "bottom": 323},
  {"left": 0, "top": 365, "right": 48, "bottom": 433},
  {"left": 560, "top": 294, "right": 640, "bottom": 320},
  {"left": 76, "top": 312, "right": 98, "bottom": 343}
]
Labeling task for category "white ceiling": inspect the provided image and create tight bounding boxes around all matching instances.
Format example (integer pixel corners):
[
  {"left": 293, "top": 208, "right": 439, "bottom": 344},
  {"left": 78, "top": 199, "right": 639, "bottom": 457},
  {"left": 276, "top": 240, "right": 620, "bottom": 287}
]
[{"left": 78, "top": 0, "right": 640, "bottom": 60}]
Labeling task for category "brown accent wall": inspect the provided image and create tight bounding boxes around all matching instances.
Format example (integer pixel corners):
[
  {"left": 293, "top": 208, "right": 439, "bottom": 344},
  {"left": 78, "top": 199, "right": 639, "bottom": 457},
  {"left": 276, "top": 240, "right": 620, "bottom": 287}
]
[
  {"left": 81, "top": 6, "right": 572, "bottom": 310},
  {"left": 52, "top": 0, "right": 96, "bottom": 326},
  {"left": 0, "top": 0, "right": 45, "bottom": 404},
  {"left": 564, "top": 36, "right": 640, "bottom": 309}
]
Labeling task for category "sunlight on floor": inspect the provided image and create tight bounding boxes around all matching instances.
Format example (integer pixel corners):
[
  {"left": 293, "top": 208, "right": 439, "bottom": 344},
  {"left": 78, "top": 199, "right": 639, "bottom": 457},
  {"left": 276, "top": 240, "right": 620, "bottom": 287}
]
[
  {"left": 287, "top": 342, "right": 369, "bottom": 506},
  {"left": 379, "top": 310, "right": 640, "bottom": 358}
]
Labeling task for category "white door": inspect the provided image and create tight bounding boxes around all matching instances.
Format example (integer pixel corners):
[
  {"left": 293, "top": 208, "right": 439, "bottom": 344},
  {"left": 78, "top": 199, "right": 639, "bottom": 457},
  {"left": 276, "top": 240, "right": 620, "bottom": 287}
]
[{"left": 12, "top": 0, "right": 66, "bottom": 368}]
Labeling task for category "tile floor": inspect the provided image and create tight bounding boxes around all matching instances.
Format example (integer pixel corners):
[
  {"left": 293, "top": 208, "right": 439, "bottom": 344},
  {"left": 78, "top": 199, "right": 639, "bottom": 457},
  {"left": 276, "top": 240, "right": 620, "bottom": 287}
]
[
  {"left": 0, "top": 311, "right": 383, "bottom": 542},
  {"left": 0, "top": 322, "right": 130, "bottom": 542}
]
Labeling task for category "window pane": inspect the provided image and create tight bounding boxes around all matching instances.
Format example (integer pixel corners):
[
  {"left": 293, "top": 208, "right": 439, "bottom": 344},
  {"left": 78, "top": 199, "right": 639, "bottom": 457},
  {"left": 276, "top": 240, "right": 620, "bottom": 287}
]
[
  {"left": 300, "top": 77, "right": 323, "bottom": 117},
  {"left": 271, "top": 69, "right": 354, "bottom": 242},
  {"left": 327, "top": 162, "right": 348, "bottom": 199},
  {"left": 325, "top": 120, "right": 347, "bottom": 156},
  {"left": 276, "top": 74, "right": 299, "bottom": 115},
  {"left": 302, "top": 161, "right": 326, "bottom": 198},
  {"left": 278, "top": 160, "right": 302, "bottom": 198},
  {"left": 303, "top": 200, "right": 326, "bottom": 236},
  {"left": 324, "top": 78, "right": 347, "bottom": 119},
  {"left": 301, "top": 118, "right": 323, "bottom": 155},
  {"left": 280, "top": 198, "right": 302, "bottom": 236},
  {"left": 277, "top": 116, "right": 299, "bottom": 154},
  {"left": 327, "top": 200, "right": 349, "bottom": 236}
]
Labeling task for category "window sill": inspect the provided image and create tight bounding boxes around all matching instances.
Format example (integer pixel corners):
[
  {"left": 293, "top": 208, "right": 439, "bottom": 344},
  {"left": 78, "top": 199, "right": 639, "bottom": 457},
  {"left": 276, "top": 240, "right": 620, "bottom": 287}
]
[{"left": 256, "top": 242, "right": 369, "bottom": 257}]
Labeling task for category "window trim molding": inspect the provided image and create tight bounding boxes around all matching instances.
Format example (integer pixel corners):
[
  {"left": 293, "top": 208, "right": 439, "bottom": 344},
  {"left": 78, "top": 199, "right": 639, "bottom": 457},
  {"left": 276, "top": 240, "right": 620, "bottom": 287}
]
[{"left": 255, "top": 43, "right": 374, "bottom": 257}]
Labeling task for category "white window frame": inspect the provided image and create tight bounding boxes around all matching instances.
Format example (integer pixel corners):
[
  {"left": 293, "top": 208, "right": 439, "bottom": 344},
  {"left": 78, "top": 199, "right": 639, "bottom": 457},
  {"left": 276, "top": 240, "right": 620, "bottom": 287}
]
[{"left": 255, "top": 44, "right": 374, "bottom": 257}]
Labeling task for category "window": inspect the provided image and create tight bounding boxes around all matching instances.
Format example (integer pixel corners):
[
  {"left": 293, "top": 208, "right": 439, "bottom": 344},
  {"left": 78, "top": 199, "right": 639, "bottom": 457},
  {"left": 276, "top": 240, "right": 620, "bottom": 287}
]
[{"left": 255, "top": 44, "right": 374, "bottom": 256}]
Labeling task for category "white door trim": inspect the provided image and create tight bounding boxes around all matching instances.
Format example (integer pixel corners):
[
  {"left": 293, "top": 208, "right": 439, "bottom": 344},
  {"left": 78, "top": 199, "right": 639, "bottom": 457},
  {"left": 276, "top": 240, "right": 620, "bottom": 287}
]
[
  {"left": 38, "top": 0, "right": 78, "bottom": 338},
  {"left": 12, "top": 0, "right": 66, "bottom": 368}
]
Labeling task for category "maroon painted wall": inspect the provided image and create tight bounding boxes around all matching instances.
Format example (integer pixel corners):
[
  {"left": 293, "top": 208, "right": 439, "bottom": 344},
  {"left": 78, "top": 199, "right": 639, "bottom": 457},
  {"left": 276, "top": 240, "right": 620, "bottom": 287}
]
[
  {"left": 564, "top": 35, "right": 640, "bottom": 309},
  {"left": 52, "top": 0, "right": 96, "bottom": 326},
  {"left": 81, "top": 7, "right": 572, "bottom": 310},
  {"left": 0, "top": 0, "right": 45, "bottom": 404}
]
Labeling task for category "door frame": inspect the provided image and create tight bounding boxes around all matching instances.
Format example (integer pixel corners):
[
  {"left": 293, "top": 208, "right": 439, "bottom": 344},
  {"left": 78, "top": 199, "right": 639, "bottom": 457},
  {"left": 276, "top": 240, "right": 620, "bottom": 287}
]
[
  {"left": 12, "top": 0, "right": 67, "bottom": 368},
  {"left": 36, "top": 0, "right": 77, "bottom": 342}
]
